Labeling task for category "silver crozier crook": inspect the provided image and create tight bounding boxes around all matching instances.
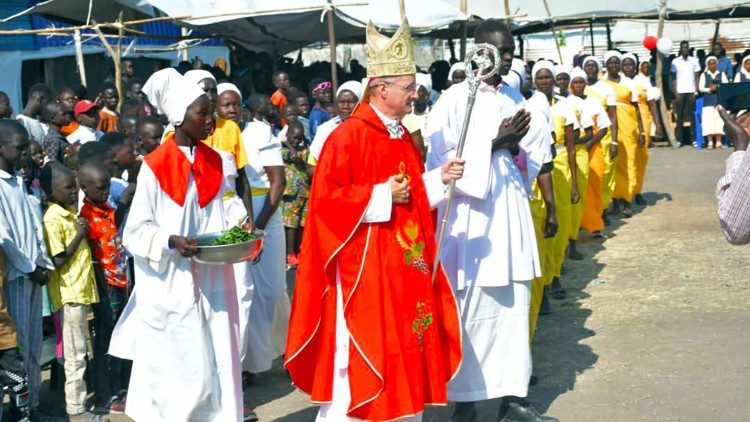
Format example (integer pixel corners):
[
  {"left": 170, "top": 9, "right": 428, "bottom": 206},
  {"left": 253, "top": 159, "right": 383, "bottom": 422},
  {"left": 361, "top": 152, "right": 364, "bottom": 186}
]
[{"left": 431, "top": 43, "right": 501, "bottom": 283}]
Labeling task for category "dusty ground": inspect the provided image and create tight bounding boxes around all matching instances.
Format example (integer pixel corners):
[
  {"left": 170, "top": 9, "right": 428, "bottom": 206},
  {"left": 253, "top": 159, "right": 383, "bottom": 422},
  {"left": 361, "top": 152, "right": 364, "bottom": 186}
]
[{"left": 33, "top": 147, "right": 750, "bottom": 421}]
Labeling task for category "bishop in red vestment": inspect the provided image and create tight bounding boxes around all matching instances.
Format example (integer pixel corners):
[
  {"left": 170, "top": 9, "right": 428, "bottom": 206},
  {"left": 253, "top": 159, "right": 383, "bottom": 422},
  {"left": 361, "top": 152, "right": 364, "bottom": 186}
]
[{"left": 285, "top": 90, "right": 465, "bottom": 420}]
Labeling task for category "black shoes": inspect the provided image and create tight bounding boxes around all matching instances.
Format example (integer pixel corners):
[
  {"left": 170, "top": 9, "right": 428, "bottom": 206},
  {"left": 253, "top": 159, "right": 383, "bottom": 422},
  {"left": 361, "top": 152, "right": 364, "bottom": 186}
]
[
  {"left": 451, "top": 402, "right": 478, "bottom": 422},
  {"left": 539, "top": 290, "right": 552, "bottom": 315},
  {"left": 549, "top": 277, "right": 566, "bottom": 299},
  {"left": 634, "top": 193, "right": 647, "bottom": 205},
  {"left": 498, "top": 398, "right": 559, "bottom": 422}
]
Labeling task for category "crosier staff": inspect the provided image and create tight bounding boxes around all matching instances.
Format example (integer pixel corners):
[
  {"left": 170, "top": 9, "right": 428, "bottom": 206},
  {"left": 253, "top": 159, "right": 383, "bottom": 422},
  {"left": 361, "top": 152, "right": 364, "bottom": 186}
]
[{"left": 432, "top": 43, "right": 502, "bottom": 283}]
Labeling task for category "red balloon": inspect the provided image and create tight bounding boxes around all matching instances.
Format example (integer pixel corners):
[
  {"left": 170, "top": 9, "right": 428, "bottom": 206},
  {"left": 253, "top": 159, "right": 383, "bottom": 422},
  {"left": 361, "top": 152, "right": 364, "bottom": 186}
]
[{"left": 643, "top": 36, "right": 658, "bottom": 50}]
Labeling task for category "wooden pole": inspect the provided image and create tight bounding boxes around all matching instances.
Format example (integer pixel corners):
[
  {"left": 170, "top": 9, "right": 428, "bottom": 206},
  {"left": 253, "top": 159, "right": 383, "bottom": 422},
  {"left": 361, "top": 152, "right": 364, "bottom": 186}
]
[
  {"left": 504, "top": 0, "right": 511, "bottom": 26},
  {"left": 459, "top": 0, "right": 467, "bottom": 60},
  {"left": 180, "top": 27, "right": 189, "bottom": 61},
  {"left": 326, "top": 0, "right": 338, "bottom": 96},
  {"left": 589, "top": 19, "right": 596, "bottom": 56},
  {"left": 541, "top": 0, "right": 562, "bottom": 63},
  {"left": 655, "top": 0, "right": 677, "bottom": 148},
  {"left": 115, "top": 11, "right": 124, "bottom": 110},
  {"left": 517, "top": 35, "right": 524, "bottom": 60},
  {"left": 73, "top": 29, "right": 87, "bottom": 87},
  {"left": 605, "top": 20, "right": 612, "bottom": 50},
  {"left": 712, "top": 20, "right": 721, "bottom": 45}
]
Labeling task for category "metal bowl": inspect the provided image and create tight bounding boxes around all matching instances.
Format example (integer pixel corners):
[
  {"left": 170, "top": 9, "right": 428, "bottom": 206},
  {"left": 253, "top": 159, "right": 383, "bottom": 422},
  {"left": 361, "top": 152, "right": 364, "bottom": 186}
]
[{"left": 193, "top": 229, "right": 266, "bottom": 264}]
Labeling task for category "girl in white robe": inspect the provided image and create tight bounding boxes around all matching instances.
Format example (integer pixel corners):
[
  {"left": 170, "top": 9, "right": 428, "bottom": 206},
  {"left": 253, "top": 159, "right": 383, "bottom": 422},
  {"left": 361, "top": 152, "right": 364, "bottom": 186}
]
[{"left": 110, "top": 69, "right": 243, "bottom": 421}]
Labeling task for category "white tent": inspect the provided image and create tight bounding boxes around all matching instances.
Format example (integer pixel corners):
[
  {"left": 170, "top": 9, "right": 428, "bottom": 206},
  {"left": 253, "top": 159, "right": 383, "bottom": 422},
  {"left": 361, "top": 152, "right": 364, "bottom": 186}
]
[
  {"left": 6, "top": 0, "right": 467, "bottom": 54},
  {"left": 440, "top": 0, "right": 749, "bottom": 22}
]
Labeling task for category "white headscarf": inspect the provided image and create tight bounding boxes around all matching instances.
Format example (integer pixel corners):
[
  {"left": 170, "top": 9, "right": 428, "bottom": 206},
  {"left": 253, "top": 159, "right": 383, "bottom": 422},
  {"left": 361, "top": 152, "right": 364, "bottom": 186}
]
[
  {"left": 569, "top": 67, "right": 587, "bottom": 83},
  {"left": 603, "top": 51, "right": 623, "bottom": 65},
  {"left": 504, "top": 72, "right": 522, "bottom": 91},
  {"left": 184, "top": 69, "right": 216, "bottom": 86},
  {"left": 622, "top": 53, "right": 638, "bottom": 66},
  {"left": 532, "top": 60, "right": 556, "bottom": 81},
  {"left": 742, "top": 56, "right": 750, "bottom": 76},
  {"left": 336, "top": 80, "right": 363, "bottom": 100},
  {"left": 510, "top": 58, "right": 527, "bottom": 84},
  {"left": 217, "top": 82, "right": 242, "bottom": 101},
  {"left": 142, "top": 68, "right": 205, "bottom": 127},
  {"left": 415, "top": 73, "right": 432, "bottom": 94},
  {"left": 448, "top": 62, "right": 467, "bottom": 81},
  {"left": 554, "top": 64, "right": 572, "bottom": 77},
  {"left": 582, "top": 56, "right": 600, "bottom": 69}
]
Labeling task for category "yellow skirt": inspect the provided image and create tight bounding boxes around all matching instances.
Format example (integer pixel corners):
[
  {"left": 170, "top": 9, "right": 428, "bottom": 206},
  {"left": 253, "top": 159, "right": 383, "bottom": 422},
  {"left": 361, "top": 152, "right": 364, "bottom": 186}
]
[
  {"left": 551, "top": 147, "right": 573, "bottom": 279},
  {"left": 582, "top": 136, "right": 607, "bottom": 232},
  {"left": 569, "top": 144, "right": 590, "bottom": 241},
  {"left": 529, "top": 183, "right": 552, "bottom": 342},
  {"left": 634, "top": 103, "right": 652, "bottom": 195},
  {"left": 613, "top": 106, "right": 639, "bottom": 203}
]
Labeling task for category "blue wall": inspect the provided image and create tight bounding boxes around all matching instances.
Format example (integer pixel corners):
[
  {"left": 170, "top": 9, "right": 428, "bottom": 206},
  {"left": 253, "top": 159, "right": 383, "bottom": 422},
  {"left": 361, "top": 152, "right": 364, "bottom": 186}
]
[{"left": 0, "top": 1, "right": 224, "bottom": 51}]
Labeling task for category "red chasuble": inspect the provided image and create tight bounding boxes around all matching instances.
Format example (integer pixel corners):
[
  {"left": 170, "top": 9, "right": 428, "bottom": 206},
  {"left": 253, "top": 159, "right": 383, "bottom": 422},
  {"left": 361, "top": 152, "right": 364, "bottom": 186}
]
[
  {"left": 144, "top": 134, "right": 223, "bottom": 208},
  {"left": 285, "top": 102, "right": 462, "bottom": 421}
]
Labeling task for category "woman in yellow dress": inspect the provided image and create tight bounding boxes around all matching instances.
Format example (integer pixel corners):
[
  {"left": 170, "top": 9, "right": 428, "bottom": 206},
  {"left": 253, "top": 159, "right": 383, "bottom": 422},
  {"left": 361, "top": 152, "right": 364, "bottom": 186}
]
[
  {"left": 554, "top": 65, "right": 590, "bottom": 261},
  {"left": 530, "top": 61, "right": 580, "bottom": 300},
  {"left": 525, "top": 60, "right": 559, "bottom": 334},
  {"left": 580, "top": 56, "right": 618, "bottom": 235},
  {"left": 624, "top": 54, "right": 664, "bottom": 205},
  {"left": 600, "top": 51, "right": 645, "bottom": 217}
]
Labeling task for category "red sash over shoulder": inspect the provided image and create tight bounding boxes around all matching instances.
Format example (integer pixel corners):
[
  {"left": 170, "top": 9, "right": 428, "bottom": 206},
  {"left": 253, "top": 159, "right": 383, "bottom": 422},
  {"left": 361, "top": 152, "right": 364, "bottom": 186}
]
[
  {"left": 144, "top": 134, "right": 223, "bottom": 208},
  {"left": 285, "top": 102, "right": 462, "bottom": 421}
]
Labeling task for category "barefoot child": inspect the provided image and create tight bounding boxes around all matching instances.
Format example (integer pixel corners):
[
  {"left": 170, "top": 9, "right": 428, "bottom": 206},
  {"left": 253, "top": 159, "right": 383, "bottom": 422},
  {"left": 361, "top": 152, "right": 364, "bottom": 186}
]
[{"left": 281, "top": 121, "right": 309, "bottom": 268}]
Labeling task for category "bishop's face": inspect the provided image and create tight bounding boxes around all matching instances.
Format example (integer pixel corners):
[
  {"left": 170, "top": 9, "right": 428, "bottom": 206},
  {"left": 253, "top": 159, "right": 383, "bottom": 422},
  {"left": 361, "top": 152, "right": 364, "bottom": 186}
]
[{"left": 384, "top": 74, "right": 418, "bottom": 119}]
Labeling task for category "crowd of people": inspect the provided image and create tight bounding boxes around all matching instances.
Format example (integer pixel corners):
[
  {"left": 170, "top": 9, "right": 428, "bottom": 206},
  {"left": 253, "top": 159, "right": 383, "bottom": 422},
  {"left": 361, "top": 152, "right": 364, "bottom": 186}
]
[{"left": 0, "top": 11, "right": 748, "bottom": 422}]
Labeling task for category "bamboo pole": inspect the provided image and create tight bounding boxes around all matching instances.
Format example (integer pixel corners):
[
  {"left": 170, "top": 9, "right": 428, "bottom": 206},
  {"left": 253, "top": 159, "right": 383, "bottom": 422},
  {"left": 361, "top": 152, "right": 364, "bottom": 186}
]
[
  {"left": 73, "top": 29, "right": 87, "bottom": 86},
  {"left": 459, "top": 0, "right": 467, "bottom": 60},
  {"left": 541, "top": 0, "right": 563, "bottom": 63},
  {"left": 115, "top": 11, "right": 124, "bottom": 110},
  {"left": 504, "top": 0, "right": 511, "bottom": 26},
  {"left": 655, "top": 0, "right": 678, "bottom": 148},
  {"left": 326, "top": 0, "right": 338, "bottom": 96}
]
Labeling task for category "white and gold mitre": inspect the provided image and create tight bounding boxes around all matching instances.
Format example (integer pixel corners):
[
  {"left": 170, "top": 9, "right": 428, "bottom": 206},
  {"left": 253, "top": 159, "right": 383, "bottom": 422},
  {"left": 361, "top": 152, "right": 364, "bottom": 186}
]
[{"left": 365, "top": 15, "right": 416, "bottom": 78}]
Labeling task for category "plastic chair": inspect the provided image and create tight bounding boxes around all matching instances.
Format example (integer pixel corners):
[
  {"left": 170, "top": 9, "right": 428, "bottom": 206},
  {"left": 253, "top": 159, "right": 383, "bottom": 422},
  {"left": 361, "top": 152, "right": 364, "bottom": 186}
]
[{"left": 694, "top": 96, "right": 704, "bottom": 149}]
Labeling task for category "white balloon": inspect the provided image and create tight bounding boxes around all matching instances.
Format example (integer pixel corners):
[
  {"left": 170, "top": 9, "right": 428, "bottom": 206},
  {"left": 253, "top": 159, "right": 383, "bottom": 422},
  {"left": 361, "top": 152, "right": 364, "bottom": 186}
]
[{"left": 657, "top": 37, "right": 673, "bottom": 55}]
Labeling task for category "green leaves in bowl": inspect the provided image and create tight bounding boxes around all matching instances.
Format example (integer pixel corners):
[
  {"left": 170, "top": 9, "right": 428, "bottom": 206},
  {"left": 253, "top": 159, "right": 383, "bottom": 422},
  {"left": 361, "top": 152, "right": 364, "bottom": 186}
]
[{"left": 211, "top": 226, "right": 256, "bottom": 246}]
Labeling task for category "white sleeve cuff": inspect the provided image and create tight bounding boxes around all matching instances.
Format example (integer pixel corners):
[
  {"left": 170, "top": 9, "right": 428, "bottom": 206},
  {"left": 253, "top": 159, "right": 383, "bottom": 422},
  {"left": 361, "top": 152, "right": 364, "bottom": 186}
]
[
  {"left": 363, "top": 182, "right": 392, "bottom": 223},
  {"left": 422, "top": 167, "right": 446, "bottom": 209}
]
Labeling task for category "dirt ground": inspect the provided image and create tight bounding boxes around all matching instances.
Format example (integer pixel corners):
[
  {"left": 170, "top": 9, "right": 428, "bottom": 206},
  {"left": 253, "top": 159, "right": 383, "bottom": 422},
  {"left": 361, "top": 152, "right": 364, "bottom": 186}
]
[{"left": 34, "top": 147, "right": 750, "bottom": 421}]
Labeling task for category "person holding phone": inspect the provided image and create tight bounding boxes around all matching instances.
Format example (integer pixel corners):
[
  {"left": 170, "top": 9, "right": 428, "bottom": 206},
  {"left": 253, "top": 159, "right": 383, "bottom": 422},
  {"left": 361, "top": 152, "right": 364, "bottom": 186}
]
[{"left": 716, "top": 106, "right": 750, "bottom": 245}]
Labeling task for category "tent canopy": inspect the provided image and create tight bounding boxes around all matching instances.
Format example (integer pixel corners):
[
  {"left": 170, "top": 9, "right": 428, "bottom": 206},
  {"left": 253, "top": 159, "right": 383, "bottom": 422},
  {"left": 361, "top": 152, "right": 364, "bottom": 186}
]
[{"left": 3, "top": 0, "right": 467, "bottom": 53}]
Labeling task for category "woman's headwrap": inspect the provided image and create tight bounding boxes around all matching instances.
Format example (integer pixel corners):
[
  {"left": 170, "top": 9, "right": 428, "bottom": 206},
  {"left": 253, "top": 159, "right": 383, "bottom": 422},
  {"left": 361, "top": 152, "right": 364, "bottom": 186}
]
[
  {"left": 448, "top": 62, "right": 467, "bottom": 81},
  {"left": 142, "top": 68, "right": 205, "bottom": 126},
  {"left": 705, "top": 55, "right": 718, "bottom": 66},
  {"left": 604, "top": 50, "right": 623, "bottom": 65},
  {"left": 217, "top": 82, "right": 242, "bottom": 101},
  {"left": 582, "top": 56, "right": 600, "bottom": 69},
  {"left": 336, "top": 80, "right": 363, "bottom": 100},
  {"left": 415, "top": 73, "right": 432, "bottom": 94},
  {"left": 622, "top": 52, "right": 639, "bottom": 66},
  {"left": 569, "top": 67, "right": 588, "bottom": 83},
  {"left": 554, "top": 64, "right": 572, "bottom": 77},
  {"left": 183, "top": 69, "right": 216, "bottom": 87},
  {"left": 532, "top": 60, "right": 556, "bottom": 81}
]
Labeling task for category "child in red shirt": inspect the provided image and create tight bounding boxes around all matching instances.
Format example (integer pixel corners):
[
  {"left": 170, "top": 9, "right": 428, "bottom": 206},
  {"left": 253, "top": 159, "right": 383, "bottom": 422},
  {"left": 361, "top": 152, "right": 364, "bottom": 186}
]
[{"left": 78, "top": 162, "right": 129, "bottom": 413}]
